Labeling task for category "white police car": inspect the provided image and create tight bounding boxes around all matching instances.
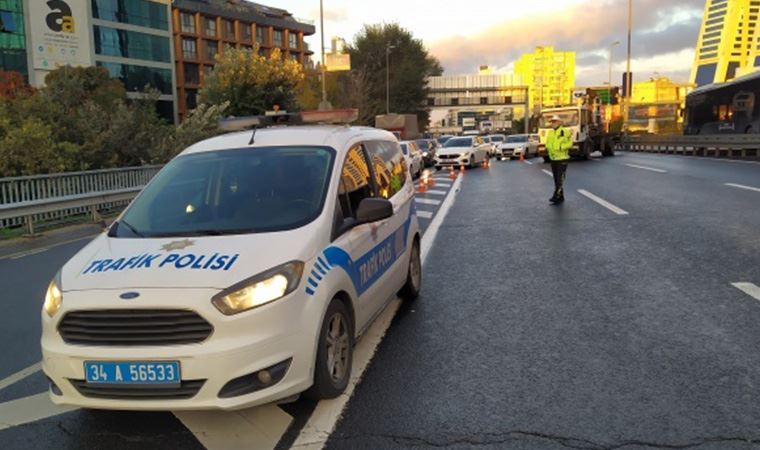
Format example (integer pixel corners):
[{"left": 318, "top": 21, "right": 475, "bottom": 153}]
[{"left": 41, "top": 110, "right": 422, "bottom": 410}]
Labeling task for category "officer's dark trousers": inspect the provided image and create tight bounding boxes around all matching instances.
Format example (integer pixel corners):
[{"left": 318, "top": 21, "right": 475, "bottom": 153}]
[{"left": 550, "top": 160, "right": 569, "bottom": 199}]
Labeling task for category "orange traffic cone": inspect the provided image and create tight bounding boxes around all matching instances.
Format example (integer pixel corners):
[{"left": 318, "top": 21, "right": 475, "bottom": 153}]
[
  {"left": 418, "top": 177, "right": 427, "bottom": 193},
  {"left": 460, "top": 164, "right": 466, "bottom": 173},
  {"left": 449, "top": 166, "right": 457, "bottom": 180},
  {"left": 519, "top": 152, "right": 525, "bottom": 162}
]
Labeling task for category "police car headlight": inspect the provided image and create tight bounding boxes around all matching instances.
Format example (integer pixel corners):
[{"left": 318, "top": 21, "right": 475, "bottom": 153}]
[
  {"left": 423, "top": 152, "right": 429, "bottom": 157},
  {"left": 212, "top": 261, "right": 304, "bottom": 315},
  {"left": 43, "top": 272, "right": 63, "bottom": 318}
]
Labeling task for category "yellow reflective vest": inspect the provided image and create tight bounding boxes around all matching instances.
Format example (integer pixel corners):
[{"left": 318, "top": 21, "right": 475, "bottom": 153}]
[{"left": 546, "top": 127, "right": 573, "bottom": 161}]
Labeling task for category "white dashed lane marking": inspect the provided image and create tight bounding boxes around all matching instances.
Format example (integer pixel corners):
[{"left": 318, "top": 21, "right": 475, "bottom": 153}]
[
  {"left": 422, "top": 190, "right": 448, "bottom": 196},
  {"left": 732, "top": 283, "right": 760, "bottom": 301},
  {"left": 578, "top": 189, "right": 629, "bottom": 216},
  {"left": 417, "top": 211, "right": 433, "bottom": 219},
  {"left": 415, "top": 198, "right": 442, "bottom": 206},
  {"left": 541, "top": 169, "right": 553, "bottom": 177},
  {"left": 625, "top": 163, "right": 668, "bottom": 173},
  {"left": 725, "top": 183, "right": 760, "bottom": 193}
]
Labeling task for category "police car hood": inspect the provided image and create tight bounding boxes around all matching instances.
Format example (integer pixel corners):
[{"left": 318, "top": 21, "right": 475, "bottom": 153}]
[
  {"left": 61, "top": 230, "right": 321, "bottom": 291},
  {"left": 500, "top": 142, "right": 526, "bottom": 149}
]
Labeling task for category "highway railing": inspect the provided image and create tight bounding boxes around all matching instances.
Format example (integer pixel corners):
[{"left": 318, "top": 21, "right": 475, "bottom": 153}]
[
  {"left": 0, "top": 166, "right": 161, "bottom": 232},
  {"left": 622, "top": 134, "right": 760, "bottom": 159}
]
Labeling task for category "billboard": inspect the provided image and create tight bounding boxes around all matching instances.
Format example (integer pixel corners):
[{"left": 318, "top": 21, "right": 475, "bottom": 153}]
[
  {"left": 325, "top": 53, "right": 351, "bottom": 72},
  {"left": 27, "top": 0, "right": 92, "bottom": 71}
]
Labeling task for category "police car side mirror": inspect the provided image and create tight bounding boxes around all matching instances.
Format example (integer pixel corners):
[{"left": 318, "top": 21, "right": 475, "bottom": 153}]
[{"left": 356, "top": 198, "right": 393, "bottom": 224}]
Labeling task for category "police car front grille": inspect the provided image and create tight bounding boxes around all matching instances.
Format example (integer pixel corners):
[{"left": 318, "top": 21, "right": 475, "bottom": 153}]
[
  {"left": 58, "top": 309, "right": 213, "bottom": 346},
  {"left": 69, "top": 379, "right": 205, "bottom": 400},
  {"left": 439, "top": 154, "right": 460, "bottom": 160}
]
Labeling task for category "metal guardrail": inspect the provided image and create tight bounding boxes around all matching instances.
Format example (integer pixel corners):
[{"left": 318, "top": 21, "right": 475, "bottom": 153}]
[
  {"left": 0, "top": 188, "right": 143, "bottom": 235},
  {"left": 0, "top": 166, "right": 161, "bottom": 230},
  {"left": 623, "top": 134, "right": 760, "bottom": 159}
]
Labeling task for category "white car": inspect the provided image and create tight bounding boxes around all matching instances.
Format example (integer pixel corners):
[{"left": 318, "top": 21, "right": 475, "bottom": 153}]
[
  {"left": 434, "top": 136, "right": 491, "bottom": 170},
  {"left": 399, "top": 141, "right": 423, "bottom": 178},
  {"left": 41, "top": 111, "right": 422, "bottom": 411},
  {"left": 498, "top": 134, "right": 540, "bottom": 160}
]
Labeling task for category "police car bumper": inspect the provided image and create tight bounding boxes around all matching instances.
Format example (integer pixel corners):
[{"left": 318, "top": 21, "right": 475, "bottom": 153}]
[{"left": 41, "top": 287, "right": 319, "bottom": 411}]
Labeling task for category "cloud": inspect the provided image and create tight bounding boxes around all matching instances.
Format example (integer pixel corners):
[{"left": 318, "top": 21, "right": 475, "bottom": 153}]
[
  {"left": 428, "top": 0, "right": 704, "bottom": 79},
  {"left": 306, "top": 6, "right": 348, "bottom": 22}
]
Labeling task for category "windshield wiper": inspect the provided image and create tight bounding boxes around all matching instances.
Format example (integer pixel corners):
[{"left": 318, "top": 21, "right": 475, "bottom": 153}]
[
  {"left": 150, "top": 229, "right": 255, "bottom": 238},
  {"left": 117, "top": 220, "right": 144, "bottom": 237}
]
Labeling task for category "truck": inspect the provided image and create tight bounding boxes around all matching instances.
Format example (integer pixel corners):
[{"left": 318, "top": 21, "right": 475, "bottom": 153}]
[
  {"left": 375, "top": 114, "right": 420, "bottom": 140},
  {"left": 537, "top": 91, "right": 622, "bottom": 162}
]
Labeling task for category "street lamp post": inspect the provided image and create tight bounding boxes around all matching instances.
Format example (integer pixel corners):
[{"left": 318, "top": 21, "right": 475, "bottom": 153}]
[
  {"left": 608, "top": 41, "right": 621, "bottom": 106},
  {"left": 623, "top": 0, "right": 633, "bottom": 129},
  {"left": 386, "top": 44, "right": 395, "bottom": 115},
  {"left": 318, "top": 0, "right": 332, "bottom": 111}
]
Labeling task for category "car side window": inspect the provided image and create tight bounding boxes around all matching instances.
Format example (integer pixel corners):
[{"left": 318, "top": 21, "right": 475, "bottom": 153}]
[
  {"left": 337, "top": 145, "right": 374, "bottom": 221},
  {"left": 366, "top": 141, "right": 407, "bottom": 199}
]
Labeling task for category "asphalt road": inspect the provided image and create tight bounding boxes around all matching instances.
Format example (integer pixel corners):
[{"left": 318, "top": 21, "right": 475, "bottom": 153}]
[
  {"left": 326, "top": 152, "right": 760, "bottom": 449},
  {"left": 0, "top": 169, "right": 456, "bottom": 449},
  {"left": 1, "top": 154, "right": 759, "bottom": 449}
]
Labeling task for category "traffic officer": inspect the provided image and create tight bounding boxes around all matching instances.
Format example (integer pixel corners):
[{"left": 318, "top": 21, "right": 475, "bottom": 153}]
[{"left": 545, "top": 115, "right": 573, "bottom": 204}]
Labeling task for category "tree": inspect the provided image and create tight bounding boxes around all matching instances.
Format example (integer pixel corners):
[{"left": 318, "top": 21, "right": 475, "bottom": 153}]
[
  {"left": 0, "top": 70, "right": 34, "bottom": 99},
  {"left": 201, "top": 46, "right": 304, "bottom": 116},
  {"left": 153, "top": 101, "right": 230, "bottom": 163},
  {"left": 346, "top": 24, "right": 442, "bottom": 129}
]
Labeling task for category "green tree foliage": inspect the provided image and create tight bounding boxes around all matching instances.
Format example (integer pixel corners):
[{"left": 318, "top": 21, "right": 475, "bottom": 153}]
[
  {"left": 201, "top": 46, "right": 305, "bottom": 117},
  {"left": 0, "top": 66, "right": 225, "bottom": 177},
  {"left": 154, "top": 101, "right": 230, "bottom": 163},
  {"left": 346, "top": 23, "right": 442, "bottom": 129}
]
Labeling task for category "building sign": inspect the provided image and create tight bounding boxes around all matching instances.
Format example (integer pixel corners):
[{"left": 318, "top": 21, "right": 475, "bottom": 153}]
[
  {"left": 27, "top": 0, "right": 92, "bottom": 70},
  {"left": 325, "top": 53, "right": 351, "bottom": 72}
]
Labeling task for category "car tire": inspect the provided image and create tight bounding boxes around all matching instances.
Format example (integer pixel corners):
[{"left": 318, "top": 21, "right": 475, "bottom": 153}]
[
  {"left": 304, "top": 298, "right": 353, "bottom": 401},
  {"left": 399, "top": 238, "right": 422, "bottom": 301},
  {"left": 582, "top": 141, "right": 592, "bottom": 160}
]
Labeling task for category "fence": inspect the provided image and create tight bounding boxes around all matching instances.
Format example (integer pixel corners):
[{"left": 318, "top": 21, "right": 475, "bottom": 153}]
[
  {"left": 0, "top": 166, "right": 162, "bottom": 230},
  {"left": 622, "top": 134, "right": 760, "bottom": 159}
]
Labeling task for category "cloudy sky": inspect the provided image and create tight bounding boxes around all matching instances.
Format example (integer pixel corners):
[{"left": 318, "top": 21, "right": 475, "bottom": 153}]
[{"left": 275, "top": 0, "right": 705, "bottom": 85}]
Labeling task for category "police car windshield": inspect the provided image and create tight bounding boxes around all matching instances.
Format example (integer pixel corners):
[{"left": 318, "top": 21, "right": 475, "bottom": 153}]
[
  {"left": 115, "top": 147, "right": 335, "bottom": 237},
  {"left": 444, "top": 137, "right": 473, "bottom": 148},
  {"left": 490, "top": 136, "right": 505, "bottom": 142},
  {"left": 506, "top": 135, "right": 528, "bottom": 143}
]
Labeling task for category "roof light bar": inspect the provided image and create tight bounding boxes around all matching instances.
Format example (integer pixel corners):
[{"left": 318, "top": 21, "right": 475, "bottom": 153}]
[{"left": 217, "top": 109, "right": 359, "bottom": 132}]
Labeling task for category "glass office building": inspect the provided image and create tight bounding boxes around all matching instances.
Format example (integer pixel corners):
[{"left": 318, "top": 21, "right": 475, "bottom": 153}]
[
  {"left": 91, "top": 0, "right": 177, "bottom": 122},
  {"left": 691, "top": 0, "right": 760, "bottom": 87},
  {"left": 0, "top": 0, "right": 27, "bottom": 77}
]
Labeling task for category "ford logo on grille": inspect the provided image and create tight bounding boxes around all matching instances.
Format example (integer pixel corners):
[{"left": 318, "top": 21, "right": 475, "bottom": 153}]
[{"left": 119, "top": 292, "right": 140, "bottom": 300}]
